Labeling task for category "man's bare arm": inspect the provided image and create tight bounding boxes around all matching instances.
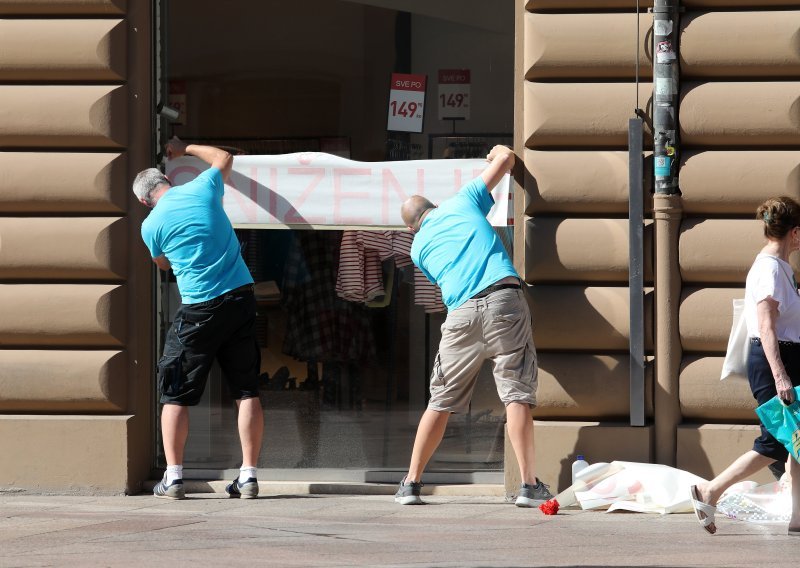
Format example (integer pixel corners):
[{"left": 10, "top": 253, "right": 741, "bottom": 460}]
[
  {"left": 481, "top": 145, "right": 515, "bottom": 192},
  {"left": 153, "top": 255, "right": 171, "bottom": 272},
  {"left": 166, "top": 137, "right": 233, "bottom": 183}
]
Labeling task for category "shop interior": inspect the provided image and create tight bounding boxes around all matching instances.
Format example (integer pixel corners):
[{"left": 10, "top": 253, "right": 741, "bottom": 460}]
[{"left": 157, "top": 0, "right": 515, "bottom": 482}]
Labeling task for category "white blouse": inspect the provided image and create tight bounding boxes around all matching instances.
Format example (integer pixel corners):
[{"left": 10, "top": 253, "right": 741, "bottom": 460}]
[{"left": 745, "top": 253, "right": 800, "bottom": 342}]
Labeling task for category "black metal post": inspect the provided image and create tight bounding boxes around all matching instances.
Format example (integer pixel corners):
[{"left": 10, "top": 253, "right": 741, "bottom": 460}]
[
  {"left": 629, "top": 118, "right": 645, "bottom": 427},
  {"left": 653, "top": 0, "right": 680, "bottom": 195}
]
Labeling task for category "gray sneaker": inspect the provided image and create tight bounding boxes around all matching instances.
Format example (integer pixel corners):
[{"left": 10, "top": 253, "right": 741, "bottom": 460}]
[
  {"left": 514, "top": 479, "right": 552, "bottom": 507},
  {"left": 153, "top": 472, "right": 185, "bottom": 500},
  {"left": 394, "top": 476, "right": 424, "bottom": 505},
  {"left": 226, "top": 477, "right": 259, "bottom": 499}
]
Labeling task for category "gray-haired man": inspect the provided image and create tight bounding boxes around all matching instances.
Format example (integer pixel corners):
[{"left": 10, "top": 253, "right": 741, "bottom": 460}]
[{"left": 133, "top": 138, "right": 263, "bottom": 500}]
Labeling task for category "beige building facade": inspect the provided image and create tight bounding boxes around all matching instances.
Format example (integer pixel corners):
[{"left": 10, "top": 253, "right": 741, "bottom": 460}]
[
  {"left": 1, "top": 0, "right": 799, "bottom": 493},
  {"left": 0, "top": 0, "right": 153, "bottom": 491}
]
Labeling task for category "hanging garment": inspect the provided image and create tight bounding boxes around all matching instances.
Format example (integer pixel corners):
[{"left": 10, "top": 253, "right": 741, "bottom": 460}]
[{"left": 336, "top": 230, "right": 445, "bottom": 313}]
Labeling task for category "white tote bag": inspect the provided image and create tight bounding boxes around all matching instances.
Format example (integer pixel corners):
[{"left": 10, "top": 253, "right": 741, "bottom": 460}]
[{"left": 720, "top": 298, "right": 748, "bottom": 381}]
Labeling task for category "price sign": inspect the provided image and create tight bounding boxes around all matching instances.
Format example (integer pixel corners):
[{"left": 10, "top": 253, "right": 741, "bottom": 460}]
[
  {"left": 438, "top": 69, "right": 470, "bottom": 120},
  {"left": 387, "top": 73, "right": 426, "bottom": 133}
]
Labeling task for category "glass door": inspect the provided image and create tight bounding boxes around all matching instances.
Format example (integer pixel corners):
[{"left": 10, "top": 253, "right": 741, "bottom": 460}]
[{"left": 155, "top": 0, "right": 514, "bottom": 483}]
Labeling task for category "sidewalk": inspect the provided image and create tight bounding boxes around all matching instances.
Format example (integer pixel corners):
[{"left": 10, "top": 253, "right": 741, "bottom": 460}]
[{"left": 1, "top": 487, "right": 797, "bottom": 568}]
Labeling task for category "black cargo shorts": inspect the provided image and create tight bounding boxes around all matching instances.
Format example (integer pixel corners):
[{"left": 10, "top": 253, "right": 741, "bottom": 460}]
[{"left": 157, "top": 284, "right": 261, "bottom": 406}]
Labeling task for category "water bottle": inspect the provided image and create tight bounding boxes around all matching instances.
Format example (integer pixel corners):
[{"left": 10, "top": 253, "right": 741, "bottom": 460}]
[{"left": 571, "top": 454, "right": 589, "bottom": 485}]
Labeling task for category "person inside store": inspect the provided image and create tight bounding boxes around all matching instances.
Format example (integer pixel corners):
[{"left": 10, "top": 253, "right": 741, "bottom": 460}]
[
  {"left": 394, "top": 145, "right": 552, "bottom": 507},
  {"left": 132, "top": 137, "right": 263, "bottom": 500},
  {"left": 690, "top": 196, "right": 800, "bottom": 535}
]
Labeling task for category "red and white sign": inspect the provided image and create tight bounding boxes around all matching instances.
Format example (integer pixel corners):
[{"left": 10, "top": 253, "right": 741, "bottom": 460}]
[
  {"left": 438, "top": 69, "right": 471, "bottom": 120},
  {"left": 387, "top": 73, "right": 426, "bottom": 133},
  {"left": 166, "top": 153, "right": 511, "bottom": 228}
]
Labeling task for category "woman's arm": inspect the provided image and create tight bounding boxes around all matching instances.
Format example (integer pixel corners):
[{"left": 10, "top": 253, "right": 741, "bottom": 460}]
[{"left": 757, "top": 297, "right": 797, "bottom": 404}]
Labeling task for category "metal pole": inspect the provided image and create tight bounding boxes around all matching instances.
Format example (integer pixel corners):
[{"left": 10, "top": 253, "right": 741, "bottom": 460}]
[
  {"left": 629, "top": 118, "right": 645, "bottom": 427},
  {"left": 652, "top": 0, "right": 679, "bottom": 196},
  {"left": 628, "top": 0, "right": 645, "bottom": 427},
  {"left": 652, "top": 0, "right": 682, "bottom": 465}
]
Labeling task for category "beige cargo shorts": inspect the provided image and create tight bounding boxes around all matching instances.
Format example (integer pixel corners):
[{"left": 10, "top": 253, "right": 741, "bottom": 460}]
[{"left": 428, "top": 287, "right": 537, "bottom": 414}]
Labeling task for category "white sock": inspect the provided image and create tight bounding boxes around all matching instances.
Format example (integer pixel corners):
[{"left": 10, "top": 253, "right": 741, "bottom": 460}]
[
  {"left": 166, "top": 465, "right": 183, "bottom": 484},
  {"left": 240, "top": 466, "right": 257, "bottom": 481}
]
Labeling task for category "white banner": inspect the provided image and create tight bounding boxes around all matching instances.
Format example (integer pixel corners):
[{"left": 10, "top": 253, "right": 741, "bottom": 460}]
[{"left": 166, "top": 153, "right": 511, "bottom": 228}]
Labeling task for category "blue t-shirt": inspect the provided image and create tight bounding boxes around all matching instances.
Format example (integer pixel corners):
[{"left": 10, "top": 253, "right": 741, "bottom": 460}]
[
  {"left": 410, "top": 177, "right": 518, "bottom": 310},
  {"left": 141, "top": 167, "right": 253, "bottom": 304}
]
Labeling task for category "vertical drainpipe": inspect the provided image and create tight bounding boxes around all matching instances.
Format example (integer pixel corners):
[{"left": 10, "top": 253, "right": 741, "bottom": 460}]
[{"left": 652, "top": 0, "right": 682, "bottom": 466}]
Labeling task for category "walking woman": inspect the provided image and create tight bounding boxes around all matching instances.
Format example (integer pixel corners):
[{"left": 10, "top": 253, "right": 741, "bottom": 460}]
[{"left": 691, "top": 196, "right": 800, "bottom": 535}]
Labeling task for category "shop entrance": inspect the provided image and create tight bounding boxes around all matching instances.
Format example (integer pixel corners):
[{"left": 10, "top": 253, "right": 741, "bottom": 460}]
[{"left": 155, "top": 0, "right": 514, "bottom": 482}]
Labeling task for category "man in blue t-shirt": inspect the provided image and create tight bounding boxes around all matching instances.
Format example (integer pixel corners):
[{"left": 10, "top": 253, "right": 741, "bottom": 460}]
[
  {"left": 394, "top": 145, "right": 552, "bottom": 508},
  {"left": 133, "top": 138, "right": 262, "bottom": 501}
]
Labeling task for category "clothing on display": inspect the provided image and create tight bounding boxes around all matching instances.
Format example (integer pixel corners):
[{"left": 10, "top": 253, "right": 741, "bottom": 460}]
[
  {"left": 336, "top": 230, "right": 445, "bottom": 313},
  {"left": 282, "top": 230, "right": 375, "bottom": 363}
]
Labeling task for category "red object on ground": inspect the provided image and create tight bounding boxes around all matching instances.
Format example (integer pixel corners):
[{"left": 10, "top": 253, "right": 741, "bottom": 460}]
[{"left": 539, "top": 498, "right": 560, "bottom": 515}]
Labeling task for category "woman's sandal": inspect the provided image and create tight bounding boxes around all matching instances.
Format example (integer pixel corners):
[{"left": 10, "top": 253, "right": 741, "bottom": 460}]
[{"left": 690, "top": 485, "right": 717, "bottom": 535}]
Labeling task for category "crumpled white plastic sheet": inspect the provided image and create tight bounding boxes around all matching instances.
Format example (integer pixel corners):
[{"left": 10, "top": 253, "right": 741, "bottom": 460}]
[
  {"left": 717, "top": 476, "right": 792, "bottom": 524},
  {"left": 557, "top": 461, "right": 707, "bottom": 515},
  {"left": 556, "top": 460, "right": 792, "bottom": 521}
]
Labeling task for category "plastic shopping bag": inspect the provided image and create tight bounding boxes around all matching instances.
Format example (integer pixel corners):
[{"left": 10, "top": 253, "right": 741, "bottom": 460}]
[{"left": 755, "top": 386, "right": 800, "bottom": 462}]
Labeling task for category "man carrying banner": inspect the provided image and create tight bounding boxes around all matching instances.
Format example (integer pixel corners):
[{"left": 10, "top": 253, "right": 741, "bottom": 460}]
[
  {"left": 395, "top": 145, "right": 552, "bottom": 507},
  {"left": 132, "top": 138, "right": 263, "bottom": 500}
]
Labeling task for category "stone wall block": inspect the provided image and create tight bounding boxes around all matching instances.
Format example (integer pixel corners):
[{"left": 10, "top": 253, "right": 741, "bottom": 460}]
[
  {"left": 679, "top": 218, "right": 763, "bottom": 284},
  {"left": 0, "top": 86, "right": 127, "bottom": 148},
  {"left": 534, "top": 353, "right": 654, "bottom": 419},
  {"left": 0, "top": 350, "right": 126, "bottom": 411},
  {"left": 679, "top": 287, "right": 742, "bottom": 352},
  {"left": 529, "top": 285, "right": 653, "bottom": 350},
  {"left": 0, "top": 19, "right": 126, "bottom": 80},
  {"left": 0, "top": 217, "right": 127, "bottom": 279},
  {"left": 0, "top": 415, "right": 130, "bottom": 491},
  {"left": 524, "top": 82, "right": 653, "bottom": 148},
  {"left": 680, "top": 151, "right": 800, "bottom": 215},
  {"left": 0, "top": 1, "right": 125, "bottom": 15},
  {"left": 680, "top": 356, "right": 757, "bottom": 421},
  {"left": 0, "top": 284, "right": 126, "bottom": 346},
  {"left": 526, "top": 217, "right": 653, "bottom": 283},
  {"left": 525, "top": 13, "right": 651, "bottom": 79},
  {"left": 0, "top": 152, "right": 127, "bottom": 213},
  {"left": 681, "top": 82, "right": 800, "bottom": 146},
  {"left": 506, "top": 420, "right": 652, "bottom": 494},
  {"left": 678, "top": 424, "right": 774, "bottom": 484},
  {"left": 523, "top": 149, "right": 653, "bottom": 215},
  {"left": 526, "top": 0, "right": 653, "bottom": 9},
  {"left": 682, "top": 11, "right": 800, "bottom": 78}
]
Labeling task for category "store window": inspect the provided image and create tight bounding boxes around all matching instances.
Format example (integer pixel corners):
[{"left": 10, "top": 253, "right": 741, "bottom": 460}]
[{"left": 158, "top": 0, "right": 514, "bottom": 481}]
